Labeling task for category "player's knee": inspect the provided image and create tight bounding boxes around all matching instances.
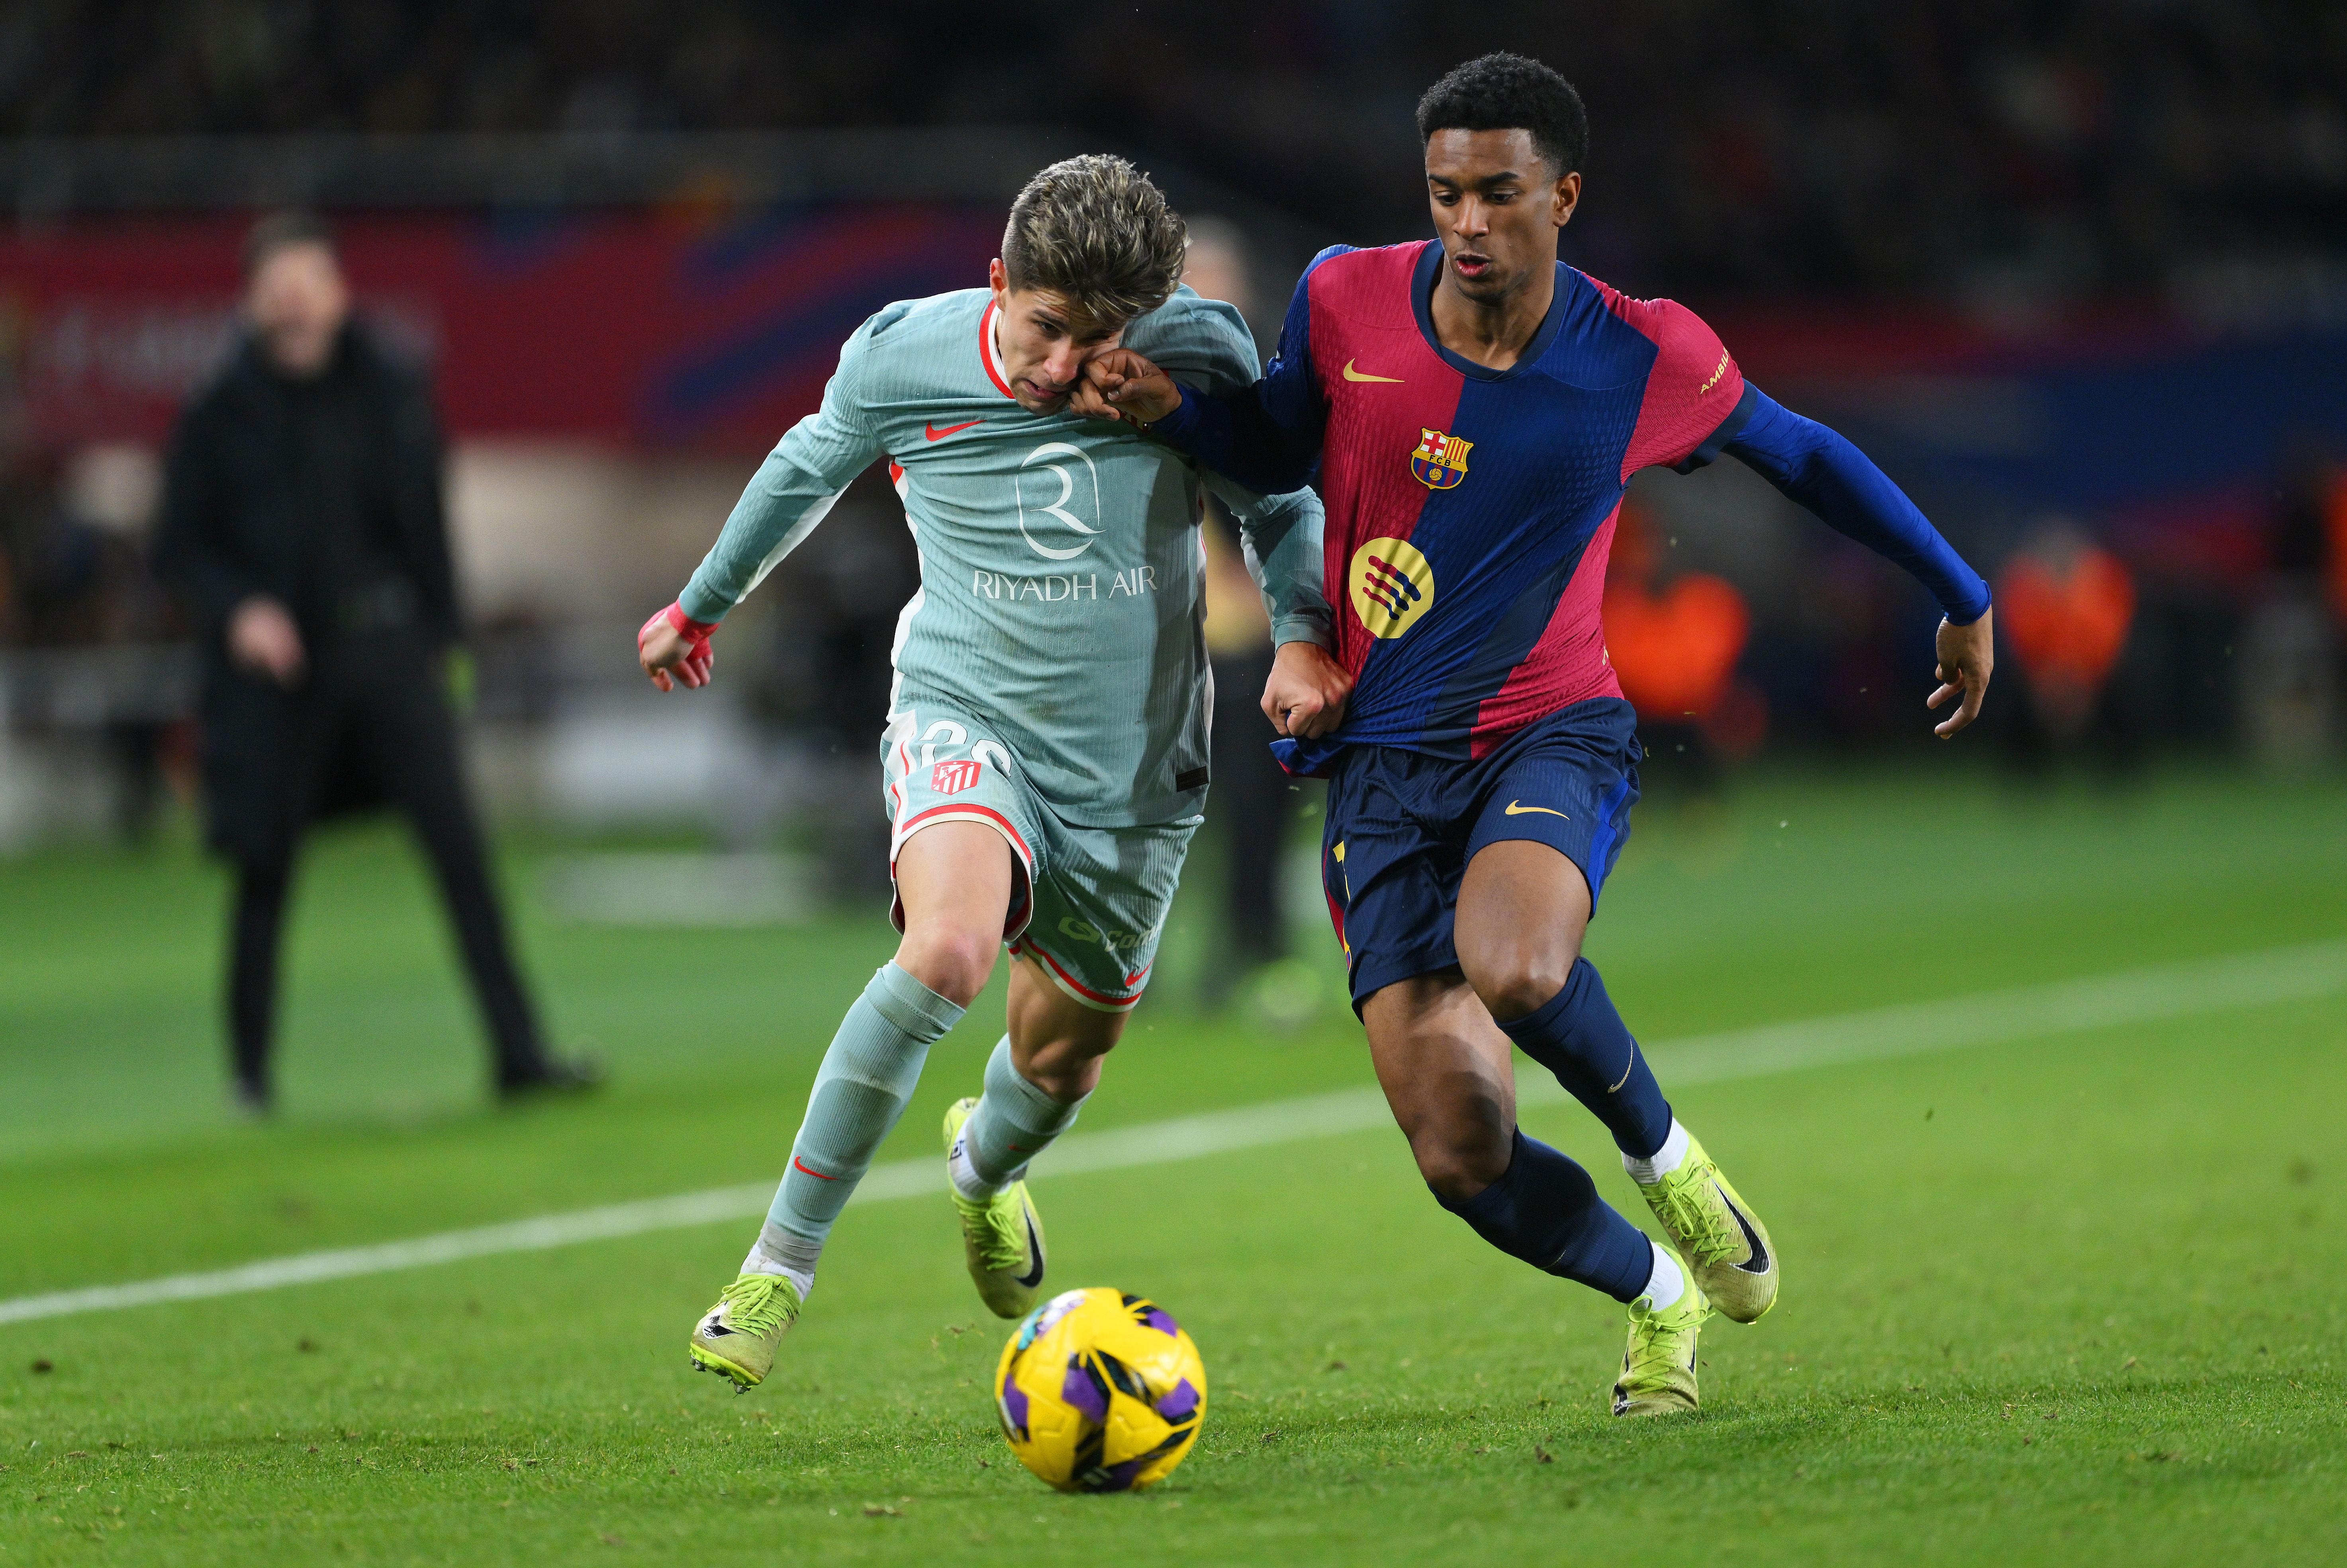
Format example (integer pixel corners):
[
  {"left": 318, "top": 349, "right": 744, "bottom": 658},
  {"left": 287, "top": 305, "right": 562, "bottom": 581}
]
[
  {"left": 1471, "top": 955, "right": 1575, "bottom": 1024},
  {"left": 1016, "top": 1023, "right": 1123, "bottom": 1102},
  {"left": 1405, "top": 1117, "right": 1513, "bottom": 1200},
  {"left": 895, "top": 925, "right": 999, "bottom": 1007}
]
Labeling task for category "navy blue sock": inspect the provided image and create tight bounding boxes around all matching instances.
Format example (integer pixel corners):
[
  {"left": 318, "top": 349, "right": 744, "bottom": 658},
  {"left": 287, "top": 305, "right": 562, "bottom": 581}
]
[
  {"left": 1432, "top": 1130, "right": 1655, "bottom": 1303},
  {"left": 1495, "top": 958, "right": 1672, "bottom": 1159}
]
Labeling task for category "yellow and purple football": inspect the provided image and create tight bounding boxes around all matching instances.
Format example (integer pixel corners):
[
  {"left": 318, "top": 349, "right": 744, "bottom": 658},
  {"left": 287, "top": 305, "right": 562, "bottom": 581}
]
[{"left": 993, "top": 1287, "right": 1207, "bottom": 1493}]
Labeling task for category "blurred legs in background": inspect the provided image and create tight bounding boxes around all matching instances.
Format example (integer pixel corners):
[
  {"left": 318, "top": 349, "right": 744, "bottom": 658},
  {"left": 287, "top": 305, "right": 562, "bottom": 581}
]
[
  {"left": 221, "top": 637, "right": 565, "bottom": 1109},
  {"left": 227, "top": 856, "right": 292, "bottom": 1105},
  {"left": 1207, "top": 647, "right": 1299, "bottom": 1003},
  {"left": 1201, "top": 506, "right": 1305, "bottom": 1009}
]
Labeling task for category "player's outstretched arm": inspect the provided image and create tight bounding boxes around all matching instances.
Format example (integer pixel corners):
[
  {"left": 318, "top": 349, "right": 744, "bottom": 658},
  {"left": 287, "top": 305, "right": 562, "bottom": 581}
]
[
  {"left": 637, "top": 318, "right": 889, "bottom": 692},
  {"left": 1075, "top": 350, "right": 1320, "bottom": 496},
  {"left": 1720, "top": 388, "right": 1996, "bottom": 737},
  {"left": 1077, "top": 257, "right": 1338, "bottom": 494}
]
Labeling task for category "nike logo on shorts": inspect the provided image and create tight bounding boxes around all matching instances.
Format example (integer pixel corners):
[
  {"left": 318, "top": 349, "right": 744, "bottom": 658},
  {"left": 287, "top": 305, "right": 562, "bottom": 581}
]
[{"left": 1504, "top": 801, "right": 1569, "bottom": 818}]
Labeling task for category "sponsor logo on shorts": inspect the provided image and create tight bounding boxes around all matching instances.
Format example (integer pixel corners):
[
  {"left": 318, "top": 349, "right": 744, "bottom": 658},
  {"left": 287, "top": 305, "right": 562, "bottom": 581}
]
[
  {"left": 931, "top": 759, "right": 982, "bottom": 795},
  {"left": 1056, "top": 915, "right": 1157, "bottom": 961}
]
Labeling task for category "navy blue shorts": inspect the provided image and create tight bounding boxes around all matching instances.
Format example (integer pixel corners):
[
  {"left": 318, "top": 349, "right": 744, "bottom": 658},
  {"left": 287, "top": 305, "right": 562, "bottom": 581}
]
[{"left": 1318, "top": 697, "right": 1641, "bottom": 1009}]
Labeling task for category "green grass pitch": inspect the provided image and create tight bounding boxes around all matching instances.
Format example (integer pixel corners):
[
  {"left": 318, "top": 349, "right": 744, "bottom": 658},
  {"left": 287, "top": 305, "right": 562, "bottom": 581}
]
[{"left": 1, "top": 764, "right": 2341, "bottom": 1564}]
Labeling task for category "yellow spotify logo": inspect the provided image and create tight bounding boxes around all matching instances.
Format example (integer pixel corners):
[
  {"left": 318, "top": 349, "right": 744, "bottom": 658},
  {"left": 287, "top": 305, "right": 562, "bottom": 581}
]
[{"left": 1348, "top": 537, "right": 1436, "bottom": 638}]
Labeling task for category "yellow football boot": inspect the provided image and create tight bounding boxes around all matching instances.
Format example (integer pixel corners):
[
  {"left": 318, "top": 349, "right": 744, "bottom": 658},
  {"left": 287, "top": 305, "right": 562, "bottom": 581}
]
[
  {"left": 687, "top": 1271, "right": 801, "bottom": 1391},
  {"left": 1611, "top": 1276, "right": 1711, "bottom": 1417},
  {"left": 1637, "top": 1131, "right": 1779, "bottom": 1323},
  {"left": 943, "top": 1096, "right": 1048, "bottom": 1319}
]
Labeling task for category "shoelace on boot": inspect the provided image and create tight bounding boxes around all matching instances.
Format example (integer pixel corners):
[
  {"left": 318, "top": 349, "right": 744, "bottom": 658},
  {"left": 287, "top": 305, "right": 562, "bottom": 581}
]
[
  {"left": 717, "top": 1274, "right": 797, "bottom": 1338},
  {"left": 1623, "top": 1296, "right": 1708, "bottom": 1382},
  {"left": 954, "top": 1190, "right": 1030, "bottom": 1272},
  {"left": 1650, "top": 1163, "right": 1742, "bottom": 1266}
]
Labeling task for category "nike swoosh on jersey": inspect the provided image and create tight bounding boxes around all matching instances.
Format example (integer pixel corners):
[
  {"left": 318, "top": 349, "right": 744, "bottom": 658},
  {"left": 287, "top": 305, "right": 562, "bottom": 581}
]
[
  {"left": 1342, "top": 359, "right": 1403, "bottom": 383},
  {"left": 925, "top": 419, "right": 983, "bottom": 440},
  {"left": 1503, "top": 801, "right": 1569, "bottom": 818}
]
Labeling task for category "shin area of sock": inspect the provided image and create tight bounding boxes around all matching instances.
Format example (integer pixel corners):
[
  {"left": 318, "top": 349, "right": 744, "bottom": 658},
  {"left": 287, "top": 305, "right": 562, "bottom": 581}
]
[
  {"left": 1434, "top": 1130, "right": 1657, "bottom": 1302},
  {"left": 768, "top": 962, "right": 964, "bottom": 1244},
  {"left": 1494, "top": 958, "right": 1673, "bottom": 1159},
  {"left": 961, "top": 1036, "right": 1088, "bottom": 1188}
]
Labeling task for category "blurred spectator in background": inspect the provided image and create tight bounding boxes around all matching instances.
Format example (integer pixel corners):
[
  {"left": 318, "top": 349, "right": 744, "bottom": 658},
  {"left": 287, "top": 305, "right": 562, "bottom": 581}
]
[
  {"left": 1995, "top": 520, "right": 2140, "bottom": 772},
  {"left": 2241, "top": 439, "right": 2342, "bottom": 766},
  {"left": 0, "top": 440, "right": 176, "bottom": 838},
  {"left": 1185, "top": 216, "right": 1305, "bottom": 1002},
  {"left": 1603, "top": 503, "right": 1762, "bottom": 795},
  {"left": 6, "top": 2, "right": 2343, "bottom": 316},
  {"left": 155, "top": 213, "right": 590, "bottom": 1112}
]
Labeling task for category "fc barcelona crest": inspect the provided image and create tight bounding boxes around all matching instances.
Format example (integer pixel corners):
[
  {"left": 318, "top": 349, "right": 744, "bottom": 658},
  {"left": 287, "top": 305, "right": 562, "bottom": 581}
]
[{"left": 1409, "top": 427, "right": 1473, "bottom": 490}]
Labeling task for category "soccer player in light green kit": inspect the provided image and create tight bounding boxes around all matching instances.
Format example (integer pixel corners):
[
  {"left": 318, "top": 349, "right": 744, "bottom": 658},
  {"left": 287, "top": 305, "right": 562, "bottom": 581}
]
[{"left": 637, "top": 156, "right": 1353, "bottom": 1391}]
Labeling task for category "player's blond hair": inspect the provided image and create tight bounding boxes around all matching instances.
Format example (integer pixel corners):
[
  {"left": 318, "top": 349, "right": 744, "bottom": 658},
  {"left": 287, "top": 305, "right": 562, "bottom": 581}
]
[{"left": 1001, "top": 155, "right": 1187, "bottom": 327}]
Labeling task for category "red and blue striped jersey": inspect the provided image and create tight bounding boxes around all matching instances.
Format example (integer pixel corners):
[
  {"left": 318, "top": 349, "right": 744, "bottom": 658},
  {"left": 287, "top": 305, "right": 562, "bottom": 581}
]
[
  {"left": 1152, "top": 238, "right": 1990, "bottom": 773},
  {"left": 1282, "top": 241, "right": 1755, "bottom": 764}
]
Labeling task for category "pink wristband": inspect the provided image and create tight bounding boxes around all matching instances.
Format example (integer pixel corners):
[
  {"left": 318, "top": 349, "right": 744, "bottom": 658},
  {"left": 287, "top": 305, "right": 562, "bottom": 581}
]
[{"left": 661, "top": 602, "right": 719, "bottom": 640}]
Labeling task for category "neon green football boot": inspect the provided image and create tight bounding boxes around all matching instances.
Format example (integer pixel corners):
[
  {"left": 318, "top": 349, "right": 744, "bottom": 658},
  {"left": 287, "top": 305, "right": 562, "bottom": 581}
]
[
  {"left": 687, "top": 1271, "right": 801, "bottom": 1391},
  {"left": 942, "top": 1096, "right": 1048, "bottom": 1319},
  {"left": 1637, "top": 1130, "right": 1779, "bottom": 1323},
  {"left": 1611, "top": 1276, "right": 1711, "bottom": 1417}
]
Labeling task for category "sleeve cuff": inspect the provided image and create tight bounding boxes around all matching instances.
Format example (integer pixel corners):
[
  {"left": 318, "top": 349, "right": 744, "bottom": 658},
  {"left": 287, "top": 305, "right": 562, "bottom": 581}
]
[
  {"left": 674, "top": 587, "right": 731, "bottom": 627},
  {"left": 1943, "top": 582, "right": 1993, "bottom": 625},
  {"left": 1270, "top": 615, "right": 1332, "bottom": 648},
  {"left": 1673, "top": 383, "right": 1761, "bottom": 474},
  {"left": 1148, "top": 382, "right": 1203, "bottom": 443}
]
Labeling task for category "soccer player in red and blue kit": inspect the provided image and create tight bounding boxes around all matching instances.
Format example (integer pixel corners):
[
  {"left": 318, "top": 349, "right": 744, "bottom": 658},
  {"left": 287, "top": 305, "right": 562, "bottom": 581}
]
[{"left": 1077, "top": 52, "right": 1996, "bottom": 1417}]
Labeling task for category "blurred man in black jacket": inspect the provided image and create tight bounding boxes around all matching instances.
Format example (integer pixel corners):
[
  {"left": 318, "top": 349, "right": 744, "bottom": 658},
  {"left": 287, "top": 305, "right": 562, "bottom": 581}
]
[{"left": 157, "top": 212, "right": 589, "bottom": 1111}]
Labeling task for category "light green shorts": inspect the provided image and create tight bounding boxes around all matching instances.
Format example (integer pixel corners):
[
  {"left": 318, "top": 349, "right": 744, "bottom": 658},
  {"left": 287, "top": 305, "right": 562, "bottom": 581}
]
[{"left": 882, "top": 704, "right": 1199, "bottom": 1012}]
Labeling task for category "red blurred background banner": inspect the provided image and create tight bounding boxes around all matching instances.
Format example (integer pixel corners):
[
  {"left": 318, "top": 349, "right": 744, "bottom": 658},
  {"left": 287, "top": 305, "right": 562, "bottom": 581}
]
[
  {"left": 7, "top": 206, "right": 2346, "bottom": 602},
  {"left": 1, "top": 206, "right": 1003, "bottom": 453}
]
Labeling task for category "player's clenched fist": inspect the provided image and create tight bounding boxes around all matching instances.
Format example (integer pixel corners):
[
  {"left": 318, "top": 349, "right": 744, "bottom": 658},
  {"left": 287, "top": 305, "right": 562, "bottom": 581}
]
[
  {"left": 1073, "top": 349, "right": 1182, "bottom": 426},
  {"left": 1262, "top": 639, "right": 1353, "bottom": 740},
  {"left": 638, "top": 602, "right": 717, "bottom": 692}
]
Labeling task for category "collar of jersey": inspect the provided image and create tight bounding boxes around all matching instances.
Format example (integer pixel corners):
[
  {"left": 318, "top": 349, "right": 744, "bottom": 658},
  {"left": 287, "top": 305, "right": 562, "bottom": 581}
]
[
  {"left": 978, "top": 299, "right": 1017, "bottom": 400},
  {"left": 1409, "top": 239, "right": 1569, "bottom": 382}
]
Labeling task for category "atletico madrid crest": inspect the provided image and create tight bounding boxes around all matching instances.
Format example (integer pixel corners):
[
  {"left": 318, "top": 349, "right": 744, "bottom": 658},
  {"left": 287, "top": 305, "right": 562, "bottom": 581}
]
[
  {"left": 1409, "top": 427, "right": 1473, "bottom": 490},
  {"left": 931, "top": 759, "right": 982, "bottom": 795}
]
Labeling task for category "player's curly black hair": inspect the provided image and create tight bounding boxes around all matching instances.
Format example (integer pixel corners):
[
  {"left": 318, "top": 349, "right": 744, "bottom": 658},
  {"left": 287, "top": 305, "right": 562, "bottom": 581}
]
[{"left": 1415, "top": 52, "right": 1589, "bottom": 176}]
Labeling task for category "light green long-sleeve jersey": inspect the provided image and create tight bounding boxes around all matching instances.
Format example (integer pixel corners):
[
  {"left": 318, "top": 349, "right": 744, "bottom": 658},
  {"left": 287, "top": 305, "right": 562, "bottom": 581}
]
[{"left": 678, "top": 285, "right": 1331, "bottom": 827}]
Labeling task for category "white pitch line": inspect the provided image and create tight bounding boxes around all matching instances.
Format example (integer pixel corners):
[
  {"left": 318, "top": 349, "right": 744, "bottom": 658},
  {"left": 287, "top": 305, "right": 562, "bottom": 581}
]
[{"left": 2, "top": 938, "right": 2339, "bottom": 1329}]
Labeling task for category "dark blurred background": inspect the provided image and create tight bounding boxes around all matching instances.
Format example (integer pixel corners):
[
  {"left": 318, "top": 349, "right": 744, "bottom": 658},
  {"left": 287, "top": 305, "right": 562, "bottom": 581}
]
[{"left": 3, "top": 0, "right": 2343, "bottom": 863}]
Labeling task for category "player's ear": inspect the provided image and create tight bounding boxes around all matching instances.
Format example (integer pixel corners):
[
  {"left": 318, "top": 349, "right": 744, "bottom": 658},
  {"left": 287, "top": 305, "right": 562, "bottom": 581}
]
[
  {"left": 988, "top": 257, "right": 1010, "bottom": 302},
  {"left": 1553, "top": 171, "right": 1581, "bottom": 229}
]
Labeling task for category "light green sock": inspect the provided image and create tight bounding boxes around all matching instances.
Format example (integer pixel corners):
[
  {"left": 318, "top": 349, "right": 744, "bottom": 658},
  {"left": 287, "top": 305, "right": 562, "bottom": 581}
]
[
  {"left": 952, "top": 1036, "right": 1088, "bottom": 1197},
  {"left": 762, "top": 964, "right": 963, "bottom": 1264}
]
